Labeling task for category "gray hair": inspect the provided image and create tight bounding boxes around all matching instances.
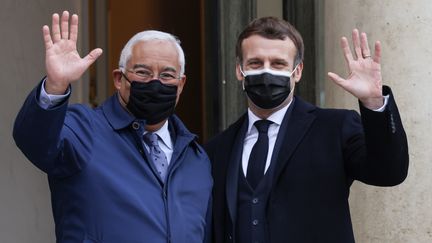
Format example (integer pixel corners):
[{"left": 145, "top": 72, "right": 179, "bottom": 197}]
[{"left": 118, "top": 30, "right": 185, "bottom": 75}]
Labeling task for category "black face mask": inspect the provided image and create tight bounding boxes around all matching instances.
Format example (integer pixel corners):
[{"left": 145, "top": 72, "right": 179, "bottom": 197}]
[
  {"left": 126, "top": 79, "right": 178, "bottom": 125},
  {"left": 243, "top": 70, "right": 293, "bottom": 109}
]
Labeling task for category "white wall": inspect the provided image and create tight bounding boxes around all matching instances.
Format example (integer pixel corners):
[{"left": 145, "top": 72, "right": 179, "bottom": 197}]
[
  {"left": 320, "top": 0, "right": 432, "bottom": 242},
  {"left": 0, "top": 1, "right": 87, "bottom": 242}
]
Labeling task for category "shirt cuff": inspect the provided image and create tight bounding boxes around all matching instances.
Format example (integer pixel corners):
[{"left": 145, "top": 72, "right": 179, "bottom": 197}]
[
  {"left": 371, "top": 95, "right": 390, "bottom": 112},
  {"left": 38, "top": 78, "right": 71, "bottom": 109}
]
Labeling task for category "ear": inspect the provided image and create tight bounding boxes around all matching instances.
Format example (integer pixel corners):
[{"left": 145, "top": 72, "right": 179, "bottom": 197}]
[
  {"left": 113, "top": 69, "right": 123, "bottom": 90},
  {"left": 235, "top": 63, "right": 244, "bottom": 81},
  {"left": 293, "top": 62, "right": 304, "bottom": 83}
]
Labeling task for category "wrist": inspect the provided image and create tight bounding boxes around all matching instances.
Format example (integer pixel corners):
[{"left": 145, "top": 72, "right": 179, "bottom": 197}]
[
  {"left": 45, "top": 77, "right": 69, "bottom": 95},
  {"left": 360, "top": 97, "right": 384, "bottom": 110}
]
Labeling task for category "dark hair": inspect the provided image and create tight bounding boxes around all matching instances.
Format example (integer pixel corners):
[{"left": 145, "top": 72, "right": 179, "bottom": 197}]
[{"left": 236, "top": 16, "right": 304, "bottom": 66}]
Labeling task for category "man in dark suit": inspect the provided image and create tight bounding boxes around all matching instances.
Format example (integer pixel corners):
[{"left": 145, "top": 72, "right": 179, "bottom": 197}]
[{"left": 205, "top": 16, "right": 408, "bottom": 243}]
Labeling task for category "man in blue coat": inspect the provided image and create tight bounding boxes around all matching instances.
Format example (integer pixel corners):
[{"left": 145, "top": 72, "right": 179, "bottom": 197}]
[{"left": 13, "top": 11, "right": 212, "bottom": 243}]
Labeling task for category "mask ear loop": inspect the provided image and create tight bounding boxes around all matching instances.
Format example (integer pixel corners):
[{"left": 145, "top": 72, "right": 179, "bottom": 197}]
[
  {"left": 288, "top": 64, "right": 299, "bottom": 77},
  {"left": 239, "top": 66, "right": 247, "bottom": 91},
  {"left": 118, "top": 91, "right": 128, "bottom": 105},
  {"left": 286, "top": 64, "right": 300, "bottom": 97},
  {"left": 118, "top": 71, "right": 132, "bottom": 105}
]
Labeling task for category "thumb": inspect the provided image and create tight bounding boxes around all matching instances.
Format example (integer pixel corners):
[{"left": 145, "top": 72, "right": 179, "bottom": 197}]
[
  {"left": 327, "top": 72, "right": 346, "bottom": 88},
  {"left": 83, "top": 48, "right": 103, "bottom": 66}
]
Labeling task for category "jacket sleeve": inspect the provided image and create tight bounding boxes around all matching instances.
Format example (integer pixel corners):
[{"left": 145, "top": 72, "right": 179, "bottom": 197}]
[
  {"left": 343, "top": 86, "right": 409, "bottom": 186},
  {"left": 13, "top": 81, "right": 94, "bottom": 177}
]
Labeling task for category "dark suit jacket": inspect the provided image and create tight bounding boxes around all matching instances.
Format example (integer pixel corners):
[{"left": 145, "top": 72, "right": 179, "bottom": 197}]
[{"left": 205, "top": 86, "right": 409, "bottom": 243}]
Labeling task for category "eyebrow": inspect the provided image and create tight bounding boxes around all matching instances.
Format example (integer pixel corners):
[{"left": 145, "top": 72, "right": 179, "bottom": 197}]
[
  {"left": 246, "top": 58, "right": 262, "bottom": 63},
  {"left": 271, "top": 58, "right": 289, "bottom": 64},
  {"left": 132, "top": 64, "right": 177, "bottom": 73},
  {"left": 162, "top": 67, "right": 177, "bottom": 73},
  {"left": 132, "top": 64, "right": 151, "bottom": 70}
]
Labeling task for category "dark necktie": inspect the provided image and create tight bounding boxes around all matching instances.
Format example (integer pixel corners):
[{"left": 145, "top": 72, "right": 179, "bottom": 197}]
[
  {"left": 143, "top": 132, "right": 168, "bottom": 182},
  {"left": 246, "top": 120, "right": 272, "bottom": 189}
]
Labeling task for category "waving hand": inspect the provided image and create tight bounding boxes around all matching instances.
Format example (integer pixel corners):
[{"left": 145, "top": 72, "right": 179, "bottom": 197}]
[
  {"left": 44, "top": 11, "right": 102, "bottom": 94},
  {"left": 328, "top": 29, "right": 384, "bottom": 110}
]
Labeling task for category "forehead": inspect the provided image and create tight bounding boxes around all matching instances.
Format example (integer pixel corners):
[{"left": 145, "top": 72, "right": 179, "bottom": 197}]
[
  {"left": 241, "top": 35, "right": 297, "bottom": 63},
  {"left": 128, "top": 40, "right": 180, "bottom": 69}
]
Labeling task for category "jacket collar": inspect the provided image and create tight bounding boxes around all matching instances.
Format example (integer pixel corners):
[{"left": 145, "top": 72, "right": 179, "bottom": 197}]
[
  {"left": 101, "top": 93, "right": 197, "bottom": 142},
  {"left": 102, "top": 93, "right": 135, "bottom": 131},
  {"left": 225, "top": 114, "right": 248, "bottom": 225}
]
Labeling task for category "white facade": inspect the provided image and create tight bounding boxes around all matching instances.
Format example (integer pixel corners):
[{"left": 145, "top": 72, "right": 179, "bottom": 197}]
[{"left": 321, "top": 1, "right": 432, "bottom": 242}]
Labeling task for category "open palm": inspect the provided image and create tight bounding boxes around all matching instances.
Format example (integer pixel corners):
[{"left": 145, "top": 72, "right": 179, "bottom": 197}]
[
  {"left": 328, "top": 29, "right": 383, "bottom": 109},
  {"left": 44, "top": 11, "right": 102, "bottom": 94}
]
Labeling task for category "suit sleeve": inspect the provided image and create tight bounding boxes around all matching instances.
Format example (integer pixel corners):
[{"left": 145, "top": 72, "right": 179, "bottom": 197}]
[
  {"left": 13, "top": 80, "right": 94, "bottom": 178},
  {"left": 343, "top": 86, "right": 409, "bottom": 186}
]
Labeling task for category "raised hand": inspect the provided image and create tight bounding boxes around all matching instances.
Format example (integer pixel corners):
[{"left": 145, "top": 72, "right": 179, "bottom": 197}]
[
  {"left": 44, "top": 11, "right": 103, "bottom": 94},
  {"left": 328, "top": 29, "right": 383, "bottom": 110}
]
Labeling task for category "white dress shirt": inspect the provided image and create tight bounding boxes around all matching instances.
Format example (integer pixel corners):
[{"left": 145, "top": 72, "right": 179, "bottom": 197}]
[{"left": 241, "top": 100, "right": 292, "bottom": 176}]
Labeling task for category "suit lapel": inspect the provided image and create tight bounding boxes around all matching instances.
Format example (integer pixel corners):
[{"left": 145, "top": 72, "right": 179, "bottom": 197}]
[
  {"left": 225, "top": 115, "right": 248, "bottom": 226},
  {"left": 272, "top": 97, "right": 316, "bottom": 183}
]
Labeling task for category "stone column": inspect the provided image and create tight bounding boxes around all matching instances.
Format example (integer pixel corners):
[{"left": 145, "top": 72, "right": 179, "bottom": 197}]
[
  {"left": 204, "top": 0, "right": 256, "bottom": 134},
  {"left": 218, "top": 0, "right": 257, "bottom": 129},
  {"left": 319, "top": 0, "right": 432, "bottom": 242}
]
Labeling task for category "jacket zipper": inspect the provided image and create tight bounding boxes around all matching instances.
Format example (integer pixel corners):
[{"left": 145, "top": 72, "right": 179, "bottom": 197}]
[{"left": 162, "top": 185, "right": 171, "bottom": 243}]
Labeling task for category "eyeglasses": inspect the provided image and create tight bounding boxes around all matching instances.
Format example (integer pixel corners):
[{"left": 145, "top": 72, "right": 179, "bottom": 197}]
[{"left": 122, "top": 68, "right": 181, "bottom": 83}]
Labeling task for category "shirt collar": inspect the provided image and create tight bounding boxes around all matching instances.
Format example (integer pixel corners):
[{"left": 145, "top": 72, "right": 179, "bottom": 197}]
[
  {"left": 144, "top": 120, "right": 173, "bottom": 150},
  {"left": 246, "top": 99, "right": 294, "bottom": 134}
]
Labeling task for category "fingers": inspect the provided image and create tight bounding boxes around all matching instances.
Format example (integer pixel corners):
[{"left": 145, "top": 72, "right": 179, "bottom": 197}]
[
  {"left": 83, "top": 48, "right": 103, "bottom": 66},
  {"left": 51, "top": 13, "right": 61, "bottom": 42},
  {"left": 69, "top": 14, "right": 79, "bottom": 42},
  {"left": 42, "top": 25, "right": 53, "bottom": 50},
  {"left": 349, "top": 29, "right": 378, "bottom": 61},
  {"left": 327, "top": 72, "right": 347, "bottom": 88},
  {"left": 60, "top": 11, "right": 69, "bottom": 39},
  {"left": 341, "top": 37, "right": 353, "bottom": 63},
  {"left": 49, "top": 11, "right": 77, "bottom": 42},
  {"left": 360, "top": 32, "right": 371, "bottom": 58},
  {"left": 352, "top": 29, "right": 363, "bottom": 60},
  {"left": 373, "top": 41, "right": 381, "bottom": 64}
]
